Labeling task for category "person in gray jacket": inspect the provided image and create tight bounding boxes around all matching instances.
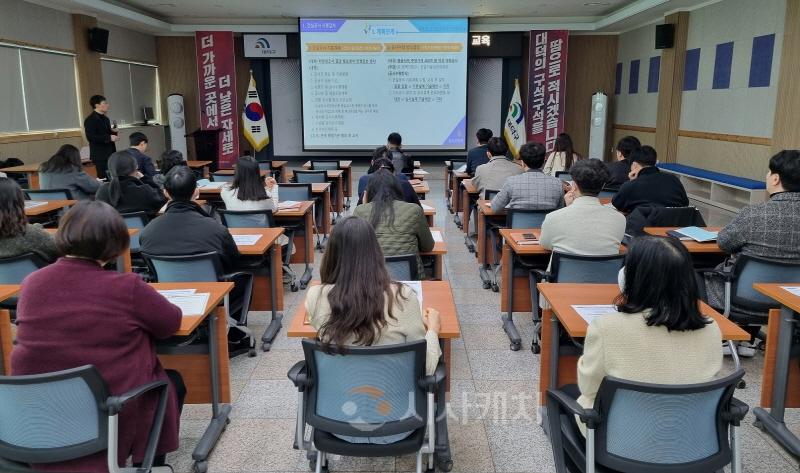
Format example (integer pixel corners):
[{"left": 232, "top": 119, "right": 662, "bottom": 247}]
[
  {"left": 491, "top": 141, "right": 565, "bottom": 212},
  {"left": 472, "top": 137, "right": 523, "bottom": 199},
  {"left": 39, "top": 144, "right": 101, "bottom": 200}
]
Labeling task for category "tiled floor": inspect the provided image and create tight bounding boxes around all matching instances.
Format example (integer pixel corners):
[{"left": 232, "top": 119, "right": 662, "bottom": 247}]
[{"left": 166, "top": 163, "right": 799, "bottom": 472}]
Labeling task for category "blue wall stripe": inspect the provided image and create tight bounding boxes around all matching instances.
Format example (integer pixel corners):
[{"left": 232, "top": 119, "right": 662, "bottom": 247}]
[
  {"left": 683, "top": 48, "right": 701, "bottom": 91},
  {"left": 615, "top": 62, "right": 622, "bottom": 95},
  {"left": 749, "top": 34, "right": 775, "bottom": 88},
  {"left": 647, "top": 56, "right": 660, "bottom": 93},
  {"left": 628, "top": 59, "right": 640, "bottom": 94},
  {"left": 712, "top": 42, "right": 734, "bottom": 89}
]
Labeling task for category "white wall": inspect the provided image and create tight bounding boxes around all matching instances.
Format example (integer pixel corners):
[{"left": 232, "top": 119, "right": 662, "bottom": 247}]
[
  {"left": 679, "top": 0, "right": 785, "bottom": 137},
  {"left": 613, "top": 23, "right": 660, "bottom": 127},
  {"left": 97, "top": 21, "right": 157, "bottom": 63},
  {"left": 0, "top": 0, "right": 73, "bottom": 50}
]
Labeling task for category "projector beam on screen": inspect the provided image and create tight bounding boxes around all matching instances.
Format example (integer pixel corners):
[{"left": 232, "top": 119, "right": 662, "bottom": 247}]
[{"left": 300, "top": 18, "right": 468, "bottom": 151}]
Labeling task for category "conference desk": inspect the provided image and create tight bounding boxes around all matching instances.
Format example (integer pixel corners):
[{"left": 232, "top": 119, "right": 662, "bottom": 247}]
[
  {"left": 0, "top": 285, "right": 19, "bottom": 375},
  {"left": 310, "top": 182, "right": 333, "bottom": 235},
  {"left": 422, "top": 227, "right": 447, "bottom": 280},
  {"left": 289, "top": 169, "right": 345, "bottom": 213},
  {"left": 536, "top": 283, "right": 751, "bottom": 407},
  {"left": 420, "top": 200, "right": 436, "bottom": 226},
  {"left": 751, "top": 284, "right": 800, "bottom": 457},
  {"left": 287, "top": 280, "right": 461, "bottom": 392},
  {"left": 644, "top": 227, "right": 726, "bottom": 267},
  {"left": 302, "top": 160, "right": 353, "bottom": 201},
  {"left": 44, "top": 228, "right": 137, "bottom": 274},
  {"left": 24, "top": 199, "right": 75, "bottom": 218},
  {"left": 449, "top": 171, "right": 470, "bottom": 220},
  {"left": 274, "top": 201, "right": 315, "bottom": 288},
  {"left": 412, "top": 180, "right": 431, "bottom": 200},
  {"left": 0, "top": 161, "right": 97, "bottom": 189},
  {"left": 186, "top": 160, "right": 213, "bottom": 178},
  {"left": 476, "top": 200, "right": 506, "bottom": 268}
]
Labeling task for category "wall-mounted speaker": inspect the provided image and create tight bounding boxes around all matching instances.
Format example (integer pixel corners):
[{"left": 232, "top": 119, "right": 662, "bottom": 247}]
[
  {"left": 88, "top": 27, "right": 109, "bottom": 54},
  {"left": 588, "top": 92, "right": 608, "bottom": 160},
  {"left": 655, "top": 24, "right": 675, "bottom": 49},
  {"left": 167, "top": 94, "right": 188, "bottom": 159}
]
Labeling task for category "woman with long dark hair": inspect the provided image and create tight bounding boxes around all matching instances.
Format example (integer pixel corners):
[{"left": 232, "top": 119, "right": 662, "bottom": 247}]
[
  {"left": 95, "top": 150, "right": 165, "bottom": 214},
  {"left": 353, "top": 169, "right": 434, "bottom": 277},
  {"left": 543, "top": 133, "right": 583, "bottom": 176},
  {"left": 39, "top": 144, "right": 101, "bottom": 199},
  {"left": 307, "top": 216, "right": 441, "bottom": 376},
  {"left": 0, "top": 177, "right": 59, "bottom": 262},
  {"left": 221, "top": 156, "right": 279, "bottom": 210},
  {"left": 575, "top": 236, "right": 722, "bottom": 434},
  {"left": 356, "top": 147, "right": 420, "bottom": 204}
]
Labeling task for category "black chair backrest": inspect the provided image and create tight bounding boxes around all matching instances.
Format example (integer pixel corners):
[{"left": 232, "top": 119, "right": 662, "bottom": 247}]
[
  {"left": 24, "top": 188, "right": 73, "bottom": 200},
  {"left": 549, "top": 252, "right": 625, "bottom": 283},
  {"left": 277, "top": 183, "right": 313, "bottom": 202},
  {"left": 506, "top": 209, "right": 553, "bottom": 229},
  {"left": 294, "top": 170, "right": 327, "bottom": 184},
  {"left": 141, "top": 251, "right": 224, "bottom": 283},
  {"left": 593, "top": 369, "right": 744, "bottom": 472},
  {"left": 729, "top": 254, "right": 800, "bottom": 312},
  {"left": 625, "top": 205, "right": 706, "bottom": 236},
  {"left": 310, "top": 160, "right": 340, "bottom": 171},
  {"left": 218, "top": 209, "right": 276, "bottom": 229},
  {"left": 385, "top": 254, "right": 419, "bottom": 281},
  {"left": 0, "top": 253, "right": 48, "bottom": 284}
]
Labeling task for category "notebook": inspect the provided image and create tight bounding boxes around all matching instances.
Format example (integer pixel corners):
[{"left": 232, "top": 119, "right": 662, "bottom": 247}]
[
  {"left": 159, "top": 291, "right": 210, "bottom": 316},
  {"left": 431, "top": 231, "right": 443, "bottom": 243},
  {"left": 571, "top": 305, "right": 617, "bottom": 325},
  {"left": 277, "top": 200, "right": 302, "bottom": 210},
  {"left": 455, "top": 164, "right": 467, "bottom": 173},
  {"left": 24, "top": 201, "right": 48, "bottom": 208},
  {"left": 666, "top": 226, "right": 718, "bottom": 242},
  {"left": 232, "top": 234, "right": 262, "bottom": 246}
]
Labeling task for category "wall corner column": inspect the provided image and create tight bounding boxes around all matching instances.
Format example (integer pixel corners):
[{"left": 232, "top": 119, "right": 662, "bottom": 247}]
[
  {"left": 71, "top": 14, "right": 103, "bottom": 125},
  {"left": 654, "top": 11, "right": 689, "bottom": 163},
  {"left": 771, "top": 0, "right": 800, "bottom": 154}
]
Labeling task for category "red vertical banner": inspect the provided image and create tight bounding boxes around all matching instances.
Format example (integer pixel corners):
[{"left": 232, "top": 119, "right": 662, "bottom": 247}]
[
  {"left": 527, "top": 30, "right": 568, "bottom": 152},
  {"left": 195, "top": 31, "right": 239, "bottom": 168}
]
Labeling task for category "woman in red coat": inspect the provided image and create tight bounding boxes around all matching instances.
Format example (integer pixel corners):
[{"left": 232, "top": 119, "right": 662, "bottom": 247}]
[{"left": 12, "top": 200, "right": 184, "bottom": 472}]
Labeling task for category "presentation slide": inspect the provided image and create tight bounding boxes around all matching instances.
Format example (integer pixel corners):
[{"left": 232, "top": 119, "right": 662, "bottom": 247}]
[{"left": 300, "top": 18, "right": 468, "bottom": 151}]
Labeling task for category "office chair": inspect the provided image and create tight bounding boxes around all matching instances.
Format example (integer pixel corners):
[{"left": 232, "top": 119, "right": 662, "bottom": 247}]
[
  {"left": 555, "top": 171, "right": 572, "bottom": 182},
  {"left": 210, "top": 173, "right": 235, "bottom": 183},
  {"left": 288, "top": 340, "right": 451, "bottom": 473},
  {"left": 0, "top": 365, "right": 172, "bottom": 473},
  {"left": 446, "top": 160, "right": 466, "bottom": 213},
  {"left": 24, "top": 188, "right": 73, "bottom": 200},
  {"left": 385, "top": 254, "right": 419, "bottom": 281},
  {"left": 528, "top": 252, "right": 625, "bottom": 353},
  {"left": 482, "top": 209, "right": 552, "bottom": 292},
  {"left": 277, "top": 183, "right": 315, "bottom": 289},
  {"left": 142, "top": 251, "right": 257, "bottom": 357},
  {"left": 311, "top": 161, "right": 348, "bottom": 208},
  {"left": 0, "top": 253, "right": 48, "bottom": 312},
  {"left": 119, "top": 212, "right": 149, "bottom": 273},
  {"left": 295, "top": 169, "right": 339, "bottom": 225},
  {"left": 547, "top": 369, "right": 748, "bottom": 473},
  {"left": 464, "top": 189, "right": 499, "bottom": 254},
  {"left": 624, "top": 205, "right": 706, "bottom": 239}
]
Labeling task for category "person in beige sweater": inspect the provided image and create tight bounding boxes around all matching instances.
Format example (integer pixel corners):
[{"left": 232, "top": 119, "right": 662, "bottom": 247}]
[
  {"left": 306, "top": 216, "right": 441, "bottom": 377},
  {"left": 576, "top": 236, "right": 723, "bottom": 435}
]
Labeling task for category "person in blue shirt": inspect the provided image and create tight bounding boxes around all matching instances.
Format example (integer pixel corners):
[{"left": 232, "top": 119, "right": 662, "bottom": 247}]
[
  {"left": 128, "top": 132, "right": 156, "bottom": 178},
  {"left": 466, "top": 128, "right": 493, "bottom": 175}
]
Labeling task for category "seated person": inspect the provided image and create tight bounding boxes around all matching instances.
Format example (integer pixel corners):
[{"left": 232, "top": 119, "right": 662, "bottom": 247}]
[
  {"left": 353, "top": 170, "right": 434, "bottom": 278},
  {"left": 465, "top": 128, "right": 492, "bottom": 175},
  {"left": 703, "top": 150, "right": 800, "bottom": 353},
  {"left": 606, "top": 135, "right": 641, "bottom": 188},
  {"left": 387, "top": 132, "right": 414, "bottom": 175},
  {"left": 11, "top": 200, "right": 184, "bottom": 472},
  {"left": 611, "top": 145, "right": 689, "bottom": 213},
  {"left": 96, "top": 150, "right": 166, "bottom": 215},
  {"left": 307, "top": 215, "right": 441, "bottom": 378},
  {"left": 472, "top": 137, "right": 523, "bottom": 199},
  {"left": 542, "top": 133, "right": 583, "bottom": 177},
  {"left": 140, "top": 166, "right": 240, "bottom": 272},
  {"left": 358, "top": 150, "right": 420, "bottom": 205},
  {"left": 576, "top": 236, "right": 722, "bottom": 435},
  {"left": 153, "top": 149, "right": 186, "bottom": 188},
  {"left": 491, "top": 141, "right": 565, "bottom": 212},
  {"left": 128, "top": 132, "right": 156, "bottom": 178},
  {"left": 221, "top": 156, "right": 289, "bottom": 247},
  {"left": 540, "top": 159, "right": 625, "bottom": 258},
  {"left": 39, "top": 144, "right": 101, "bottom": 200},
  {"left": 0, "top": 177, "right": 59, "bottom": 263}
]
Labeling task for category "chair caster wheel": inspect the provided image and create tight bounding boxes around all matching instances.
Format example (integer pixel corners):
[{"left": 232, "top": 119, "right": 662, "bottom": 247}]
[
  {"left": 753, "top": 420, "right": 764, "bottom": 431},
  {"left": 531, "top": 344, "right": 541, "bottom": 354},
  {"left": 262, "top": 342, "right": 271, "bottom": 352},
  {"left": 510, "top": 342, "right": 521, "bottom": 351},
  {"left": 482, "top": 280, "right": 491, "bottom": 290},
  {"left": 248, "top": 348, "right": 257, "bottom": 357},
  {"left": 291, "top": 284, "right": 299, "bottom": 292},
  {"left": 300, "top": 283, "right": 308, "bottom": 290},
  {"left": 194, "top": 461, "right": 208, "bottom": 473},
  {"left": 737, "top": 379, "right": 746, "bottom": 389},
  {"left": 491, "top": 283, "right": 499, "bottom": 292},
  {"left": 437, "top": 458, "right": 453, "bottom": 472}
]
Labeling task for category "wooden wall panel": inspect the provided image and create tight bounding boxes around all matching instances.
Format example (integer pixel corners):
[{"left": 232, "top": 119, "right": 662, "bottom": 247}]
[
  {"left": 564, "top": 35, "right": 618, "bottom": 161},
  {"left": 71, "top": 14, "right": 102, "bottom": 136},
  {"left": 612, "top": 126, "right": 656, "bottom": 149},
  {"left": 655, "top": 11, "right": 690, "bottom": 163},
  {"left": 772, "top": 0, "right": 800, "bottom": 153},
  {"left": 0, "top": 135, "right": 83, "bottom": 165},
  {"left": 156, "top": 36, "right": 198, "bottom": 160},
  {"left": 676, "top": 136, "right": 772, "bottom": 180}
]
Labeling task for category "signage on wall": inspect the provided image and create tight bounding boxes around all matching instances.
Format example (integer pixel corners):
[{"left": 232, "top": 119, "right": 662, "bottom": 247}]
[
  {"left": 195, "top": 31, "right": 240, "bottom": 168},
  {"left": 467, "top": 32, "right": 522, "bottom": 58},
  {"left": 527, "top": 30, "right": 568, "bottom": 151},
  {"left": 244, "top": 34, "right": 288, "bottom": 58}
]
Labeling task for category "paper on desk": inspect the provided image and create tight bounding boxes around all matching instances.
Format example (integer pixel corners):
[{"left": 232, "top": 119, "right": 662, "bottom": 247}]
[
  {"left": 277, "top": 200, "right": 301, "bottom": 210},
  {"left": 781, "top": 286, "right": 800, "bottom": 297},
  {"left": 232, "top": 234, "right": 262, "bottom": 246},
  {"left": 162, "top": 292, "right": 210, "bottom": 316},
  {"left": 157, "top": 289, "right": 196, "bottom": 296},
  {"left": 421, "top": 203, "right": 435, "bottom": 211},
  {"left": 455, "top": 164, "right": 467, "bottom": 173},
  {"left": 399, "top": 281, "right": 424, "bottom": 314},
  {"left": 431, "top": 231, "right": 443, "bottom": 242},
  {"left": 416, "top": 170, "right": 430, "bottom": 175},
  {"left": 199, "top": 181, "right": 226, "bottom": 189},
  {"left": 571, "top": 305, "right": 617, "bottom": 325},
  {"left": 24, "top": 201, "right": 48, "bottom": 208}
]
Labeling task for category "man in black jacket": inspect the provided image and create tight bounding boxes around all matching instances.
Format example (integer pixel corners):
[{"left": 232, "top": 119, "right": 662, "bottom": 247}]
[
  {"left": 465, "top": 128, "right": 492, "bottom": 175},
  {"left": 611, "top": 145, "right": 689, "bottom": 213},
  {"left": 83, "top": 95, "right": 118, "bottom": 179},
  {"left": 140, "top": 166, "right": 240, "bottom": 271}
]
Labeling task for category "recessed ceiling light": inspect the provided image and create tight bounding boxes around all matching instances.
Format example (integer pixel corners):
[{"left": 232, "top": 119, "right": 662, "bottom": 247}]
[{"left": 584, "top": 2, "right": 611, "bottom": 5}]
